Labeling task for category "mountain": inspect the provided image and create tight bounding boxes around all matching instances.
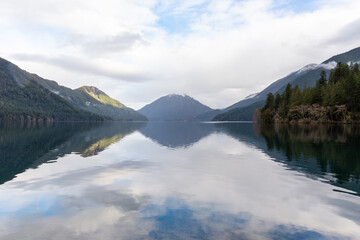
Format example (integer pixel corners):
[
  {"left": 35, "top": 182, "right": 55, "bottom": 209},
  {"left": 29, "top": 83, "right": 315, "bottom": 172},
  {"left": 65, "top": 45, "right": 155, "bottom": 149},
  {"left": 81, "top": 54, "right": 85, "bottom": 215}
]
[
  {"left": 139, "top": 122, "right": 215, "bottom": 148},
  {"left": 195, "top": 109, "right": 222, "bottom": 121},
  {"left": 73, "top": 86, "right": 147, "bottom": 121},
  {"left": 0, "top": 121, "right": 145, "bottom": 184},
  {"left": 323, "top": 47, "right": 360, "bottom": 64},
  {"left": 213, "top": 100, "right": 265, "bottom": 121},
  {"left": 139, "top": 94, "right": 213, "bottom": 121},
  {"left": 0, "top": 57, "right": 147, "bottom": 121},
  {"left": 214, "top": 46, "right": 360, "bottom": 121},
  {"left": 0, "top": 58, "right": 103, "bottom": 121}
]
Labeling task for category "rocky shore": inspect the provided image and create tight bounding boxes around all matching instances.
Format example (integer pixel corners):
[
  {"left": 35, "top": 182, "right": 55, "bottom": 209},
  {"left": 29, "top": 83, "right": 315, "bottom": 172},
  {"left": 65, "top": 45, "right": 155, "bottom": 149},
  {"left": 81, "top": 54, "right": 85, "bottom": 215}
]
[{"left": 256, "top": 104, "right": 360, "bottom": 124}]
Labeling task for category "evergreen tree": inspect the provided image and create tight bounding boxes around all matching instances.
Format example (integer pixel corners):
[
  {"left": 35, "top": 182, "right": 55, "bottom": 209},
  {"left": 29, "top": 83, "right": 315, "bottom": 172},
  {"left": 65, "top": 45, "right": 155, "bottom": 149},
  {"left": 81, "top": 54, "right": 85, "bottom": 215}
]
[
  {"left": 290, "top": 85, "right": 302, "bottom": 107},
  {"left": 264, "top": 93, "right": 275, "bottom": 111},
  {"left": 274, "top": 93, "right": 281, "bottom": 109},
  {"left": 319, "top": 70, "right": 327, "bottom": 86},
  {"left": 261, "top": 61, "right": 360, "bottom": 122}
]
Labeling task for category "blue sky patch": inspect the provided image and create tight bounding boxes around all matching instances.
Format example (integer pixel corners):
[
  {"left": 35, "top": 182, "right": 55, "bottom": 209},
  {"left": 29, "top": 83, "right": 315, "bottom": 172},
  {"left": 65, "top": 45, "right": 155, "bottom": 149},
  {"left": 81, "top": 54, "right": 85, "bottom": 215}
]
[
  {"left": 152, "top": 1, "right": 210, "bottom": 34},
  {"left": 272, "top": 0, "right": 320, "bottom": 14}
]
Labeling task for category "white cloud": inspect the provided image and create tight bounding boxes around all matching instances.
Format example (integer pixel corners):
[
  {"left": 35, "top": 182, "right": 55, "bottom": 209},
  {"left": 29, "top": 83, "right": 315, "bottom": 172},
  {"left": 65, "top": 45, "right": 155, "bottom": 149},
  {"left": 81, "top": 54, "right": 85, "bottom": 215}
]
[
  {"left": 1, "top": 0, "right": 360, "bottom": 109},
  {"left": 12, "top": 53, "right": 149, "bottom": 82}
]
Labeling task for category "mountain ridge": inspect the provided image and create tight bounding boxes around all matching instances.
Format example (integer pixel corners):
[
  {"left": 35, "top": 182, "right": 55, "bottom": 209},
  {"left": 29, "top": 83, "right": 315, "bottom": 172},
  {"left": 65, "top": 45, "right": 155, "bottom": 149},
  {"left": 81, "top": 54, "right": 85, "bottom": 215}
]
[
  {"left": 0, "top": 57, "right": 146, "bottom": 121},
  {"left": 213, "top": 46, "right": 360, "bottom": 121},
  {"left": 0, "top": 58, "right": 104, "bottom": 121},
  {"left": 322, "top": 47, "right": 360, "bottom": 64},
  {"left": 139, "top": 94, "right": 213, "bottom": 121},
  {"left": 76, "top": 86, "right": 126, "bottom": 109}
]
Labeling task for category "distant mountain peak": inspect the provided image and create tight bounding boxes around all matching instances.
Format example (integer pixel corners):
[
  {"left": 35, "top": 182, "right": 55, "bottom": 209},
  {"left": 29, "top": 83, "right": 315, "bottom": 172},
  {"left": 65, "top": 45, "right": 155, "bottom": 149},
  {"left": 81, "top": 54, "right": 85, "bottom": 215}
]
[
  {"left": 77, "top": 85, "right": 126, "bottom": 109},
  {"left": 79, "top": 86, "right": 104, "bottom": 95},
  {"left": 139, "top": 94, "right": 213, "bottom": 121},
  {"left": 166, "top": 93, "right": 189, "bottom": 98}
]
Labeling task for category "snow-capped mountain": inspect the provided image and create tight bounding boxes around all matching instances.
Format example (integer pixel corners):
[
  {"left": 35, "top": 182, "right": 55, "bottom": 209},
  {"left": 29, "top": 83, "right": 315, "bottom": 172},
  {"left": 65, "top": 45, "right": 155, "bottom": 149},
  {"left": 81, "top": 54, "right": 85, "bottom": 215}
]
[{"left": 213, "top": 46, "right": 360, "bottom": 121}]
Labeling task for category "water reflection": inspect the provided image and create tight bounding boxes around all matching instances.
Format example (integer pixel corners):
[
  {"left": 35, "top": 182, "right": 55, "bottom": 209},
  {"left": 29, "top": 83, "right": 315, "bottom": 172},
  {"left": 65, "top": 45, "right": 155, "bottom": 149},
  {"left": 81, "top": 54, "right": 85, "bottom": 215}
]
[
  {"left": 256, "top": 124, "right": 360, "bottom": 195},
  {"left": 0, "top": 122, "right": 360, "bottom": 239},
  {"left": 0, "top": 122, "right": 145, "bottom": 184},
  {"left": 139, "top": 122, "right": 215, "bottom": 148},
  {"left": 213, "top": 123, "right": 360, "bottom": 196}
]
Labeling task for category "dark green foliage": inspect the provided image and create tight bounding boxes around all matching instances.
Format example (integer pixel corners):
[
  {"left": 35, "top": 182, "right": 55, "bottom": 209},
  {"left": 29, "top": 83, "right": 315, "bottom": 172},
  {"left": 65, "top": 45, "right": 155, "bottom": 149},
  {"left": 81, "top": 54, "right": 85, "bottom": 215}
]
[
  {"left": 277, "top": 84, "right": 293, "bottom": 118},
  {"left": 0, "top": 57, "right": 146, "bottom": 121},
  {"left": 264, "top": 93, "right": 274, "bottom": 110},
  {"left": 318, "top": 70, "right": 327, "bottom": 86},
  {"left": 262, "top": 62, "right": 360, "bottom": 120},
  {"left": 262, "top": 108, "right": 274, "bottom": 125},
  {"left": 260, "top": 124, "right": 360, "bottom": 184},
  {"left": 0, "top": 123, "right": 86, "bottom": 184},
  {"left": 261, "top": 93, "right": 276, "bottom": 124},
  {"left": 274, "top": 93, "right": 281, "bottom": 109},
  {"left": 329, "top": 62, "right": 350, "bottom": 84},
  {"left": 0, "top": 122, "right": 145, "bottom": 184},
  {"left": 221, "top": 47, "right": 360, "bottom": 121},
  {"left": 0, "top": 63, "right": 104, "bottom": 121}
]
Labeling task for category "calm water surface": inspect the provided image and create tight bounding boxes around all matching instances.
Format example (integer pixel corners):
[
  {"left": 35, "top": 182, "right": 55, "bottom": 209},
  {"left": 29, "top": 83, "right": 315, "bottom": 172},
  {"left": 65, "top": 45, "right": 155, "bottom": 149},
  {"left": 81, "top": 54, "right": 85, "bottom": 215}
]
[{"left": 0, "top": 122, "right": 360, "bottom": 239}]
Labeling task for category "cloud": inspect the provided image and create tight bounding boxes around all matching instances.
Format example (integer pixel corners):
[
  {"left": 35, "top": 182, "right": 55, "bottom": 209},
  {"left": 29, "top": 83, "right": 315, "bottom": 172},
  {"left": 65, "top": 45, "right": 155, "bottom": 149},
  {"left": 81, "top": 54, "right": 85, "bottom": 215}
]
[
  {"left": 12, "top": 53, "right": 149, "bottom": 82},
  {"left": 1, "top": 0, "right": 360, "bottom": 109},
  {"left": 1, "top": 129, "right": 359, "bottom": 239},
  {"left": 83, "top": 33, "right": 146, "bottom": 55},
  {"left": 328, "top": 17, "right": 360, "bottom": 45}
]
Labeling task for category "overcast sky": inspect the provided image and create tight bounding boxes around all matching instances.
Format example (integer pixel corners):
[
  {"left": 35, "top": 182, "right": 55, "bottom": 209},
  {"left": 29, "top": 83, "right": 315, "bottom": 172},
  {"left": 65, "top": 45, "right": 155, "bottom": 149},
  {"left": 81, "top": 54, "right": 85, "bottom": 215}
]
[{"left": 1, "top": 0, "right": 360, "bottom": 109}]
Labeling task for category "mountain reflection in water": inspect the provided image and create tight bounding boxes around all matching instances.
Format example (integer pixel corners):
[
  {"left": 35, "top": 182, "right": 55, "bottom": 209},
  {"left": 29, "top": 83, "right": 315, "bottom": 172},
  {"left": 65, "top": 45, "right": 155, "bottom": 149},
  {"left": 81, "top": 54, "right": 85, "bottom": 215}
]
[
  {"left": 257, "top": 124, "right": 360, "bottom": 195},
  {"left": 139, "top": 122, "right": 215, "bottom": 148},
  {"left": 0, "top": 122, "right": 145, "bottom": 184},
  {"left": 0, "top": 122, "right": 359, "bottom": 239}
]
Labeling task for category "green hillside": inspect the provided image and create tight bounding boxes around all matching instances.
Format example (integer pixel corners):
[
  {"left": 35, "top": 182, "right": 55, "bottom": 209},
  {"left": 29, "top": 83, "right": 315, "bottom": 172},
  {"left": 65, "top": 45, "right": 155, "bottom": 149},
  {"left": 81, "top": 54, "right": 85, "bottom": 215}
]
[
  {"left": 75, "top": 86, "right": 147, "bottom": 121},
  {"left": 78, "top": 86, "right": 125, "bottom": 108},
  {"left": 1, "top": 57, "right": 146, "bottom": 121},
  {"left": 0, "top": 63, "right": 104, "bottom": 121}
]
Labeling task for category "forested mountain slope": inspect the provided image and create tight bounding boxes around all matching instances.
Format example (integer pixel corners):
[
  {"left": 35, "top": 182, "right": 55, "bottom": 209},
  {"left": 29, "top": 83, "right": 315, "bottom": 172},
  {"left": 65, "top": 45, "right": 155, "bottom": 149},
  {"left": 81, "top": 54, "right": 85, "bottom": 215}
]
[{"left": 0, "top": 57, "right": 146, "bottom": 121}]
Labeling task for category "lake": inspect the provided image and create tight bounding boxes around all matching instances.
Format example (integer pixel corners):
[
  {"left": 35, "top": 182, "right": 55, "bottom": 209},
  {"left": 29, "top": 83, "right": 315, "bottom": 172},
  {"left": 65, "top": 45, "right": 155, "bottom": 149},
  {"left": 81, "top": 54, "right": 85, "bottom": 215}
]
[{"left": 0, "top": 122, "right": 360, "bottom": 239}]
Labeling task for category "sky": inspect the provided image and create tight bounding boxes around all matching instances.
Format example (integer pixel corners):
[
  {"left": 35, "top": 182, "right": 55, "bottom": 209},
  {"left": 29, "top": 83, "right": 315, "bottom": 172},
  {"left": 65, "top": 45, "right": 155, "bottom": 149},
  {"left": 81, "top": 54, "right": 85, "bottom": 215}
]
[{"left": 1, "top": 0, "right": 360, "bottom": 110}]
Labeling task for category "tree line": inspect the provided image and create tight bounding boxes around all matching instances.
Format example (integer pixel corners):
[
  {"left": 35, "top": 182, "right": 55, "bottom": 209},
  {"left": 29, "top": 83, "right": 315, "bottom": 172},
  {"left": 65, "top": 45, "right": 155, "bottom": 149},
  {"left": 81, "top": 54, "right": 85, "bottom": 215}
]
[
  {"left": 259, "top": 124, "right": 360, "bottom": 184},
  {"left": 262, "top": 62, "right": 360, "bottom": 122},
  {"left": 0, "top": 67, "right": 104, "bottom": 122}
]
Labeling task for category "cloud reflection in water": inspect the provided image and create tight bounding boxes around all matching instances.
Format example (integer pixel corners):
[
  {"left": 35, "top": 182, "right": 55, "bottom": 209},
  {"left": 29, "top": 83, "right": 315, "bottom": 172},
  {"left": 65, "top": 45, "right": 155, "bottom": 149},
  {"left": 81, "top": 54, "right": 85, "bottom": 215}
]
[{"left": 0, "top": 122, "right": 359, "bottom": 239}]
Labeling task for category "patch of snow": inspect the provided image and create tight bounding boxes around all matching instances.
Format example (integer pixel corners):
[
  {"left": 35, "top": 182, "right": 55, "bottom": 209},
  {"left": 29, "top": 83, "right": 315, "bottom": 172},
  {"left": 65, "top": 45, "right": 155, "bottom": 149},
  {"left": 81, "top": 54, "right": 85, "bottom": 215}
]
[
  {"left": 51, "top": 90, "right": 60, "bottom": 95},
  {"left": 296, "top": 61, "right": 337, "bottom": 75},
  {"left": 244, "top": 93, "right": 259, "bottom": 100},
  {"left": 347, "top": 61, "right": 360, "bottom": 66},
  {"left": 296, "top": 64, "right": 318, "bottom": 74},
  {"left": 85, "top": 101, "right": 91, "bottom": 106},
  {"left": 322, "top": 61, "right": 337, "bottom": 70},
  {"left": 167, "top": 94, "right": 187, "bottom": 98}
]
